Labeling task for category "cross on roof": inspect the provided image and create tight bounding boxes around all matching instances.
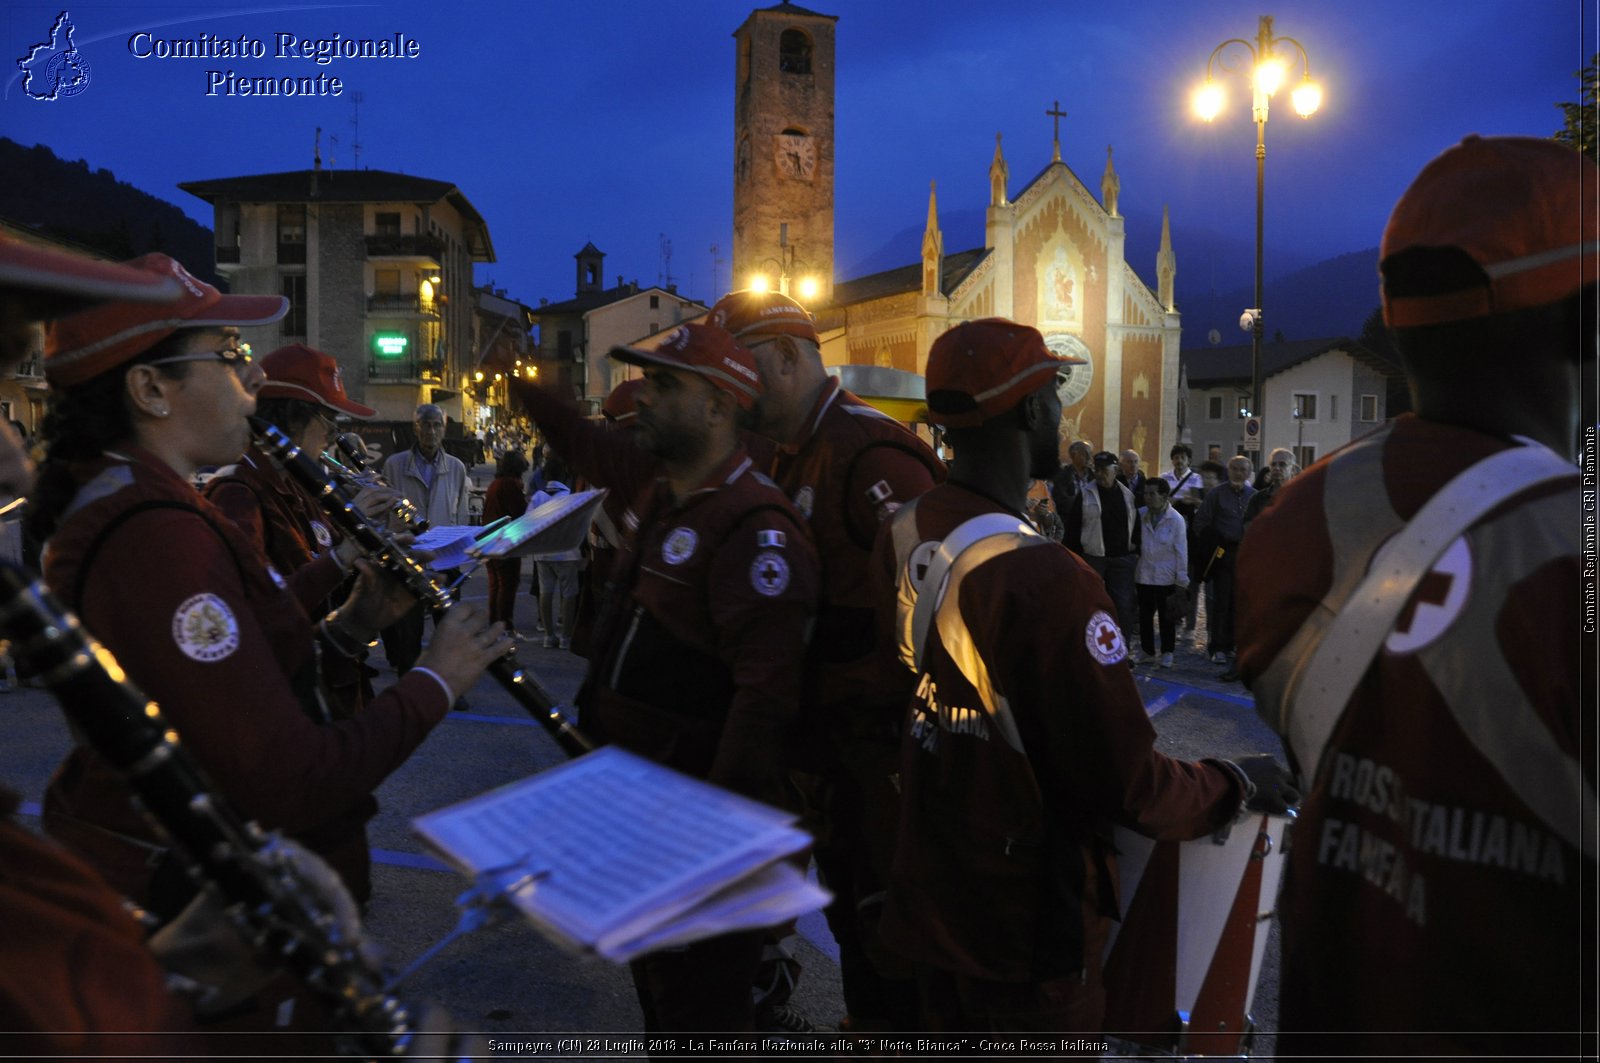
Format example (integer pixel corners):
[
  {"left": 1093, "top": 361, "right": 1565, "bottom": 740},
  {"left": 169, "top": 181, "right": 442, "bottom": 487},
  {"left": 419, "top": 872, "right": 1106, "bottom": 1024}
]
[{"left": 1046, "top": 100, "right": 1067, "bottom": 161}]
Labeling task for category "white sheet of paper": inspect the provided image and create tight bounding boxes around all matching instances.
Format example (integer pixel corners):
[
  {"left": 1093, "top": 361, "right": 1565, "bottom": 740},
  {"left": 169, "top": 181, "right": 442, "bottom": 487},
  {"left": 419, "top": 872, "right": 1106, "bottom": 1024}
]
[{"left": 412, "top": 746, "right": 824, "bottom": 962}]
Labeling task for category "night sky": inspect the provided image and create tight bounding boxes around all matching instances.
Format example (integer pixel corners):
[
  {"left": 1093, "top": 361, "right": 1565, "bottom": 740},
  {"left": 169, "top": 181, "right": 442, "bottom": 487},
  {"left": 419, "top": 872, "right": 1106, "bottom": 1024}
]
[{"left": 2, "top": 0, "right": 1586, "bottom": 311}]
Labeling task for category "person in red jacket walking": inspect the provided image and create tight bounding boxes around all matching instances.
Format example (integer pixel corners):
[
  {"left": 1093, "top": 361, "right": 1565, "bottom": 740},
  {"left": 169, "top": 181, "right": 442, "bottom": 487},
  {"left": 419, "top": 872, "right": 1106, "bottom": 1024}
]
[{"left": 875, "top": 318, "right": 1294, "bottom": 1033}]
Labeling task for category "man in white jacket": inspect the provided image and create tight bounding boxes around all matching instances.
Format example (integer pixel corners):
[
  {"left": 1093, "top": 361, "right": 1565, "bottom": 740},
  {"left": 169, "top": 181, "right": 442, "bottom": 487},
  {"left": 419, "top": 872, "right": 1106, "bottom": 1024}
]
[{"left": 380, "top": 403, "right": 471, "bottom": 675}]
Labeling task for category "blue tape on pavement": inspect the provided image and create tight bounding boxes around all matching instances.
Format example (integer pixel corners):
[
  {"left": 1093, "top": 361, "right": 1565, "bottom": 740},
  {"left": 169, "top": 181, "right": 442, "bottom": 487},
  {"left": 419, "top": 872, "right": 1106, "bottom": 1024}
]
[
  {"left": 1134, "top": 674, "right": 1257, "bottom": 709},
  {"left": 445, "top": 711, "right": 541, "bottom": 726}
]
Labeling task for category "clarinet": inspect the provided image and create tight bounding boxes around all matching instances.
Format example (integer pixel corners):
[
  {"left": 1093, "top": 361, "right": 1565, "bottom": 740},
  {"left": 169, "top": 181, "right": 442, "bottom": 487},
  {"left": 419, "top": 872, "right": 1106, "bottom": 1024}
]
[
  {"left": 0, "top": 563, "right": 450, "bottom": 1058},
  {"left": 319, "top": 449, "right": 428, "bottom": 534},
  {"left": 251, "top": 417, "right": 595, "bottom": 759}
]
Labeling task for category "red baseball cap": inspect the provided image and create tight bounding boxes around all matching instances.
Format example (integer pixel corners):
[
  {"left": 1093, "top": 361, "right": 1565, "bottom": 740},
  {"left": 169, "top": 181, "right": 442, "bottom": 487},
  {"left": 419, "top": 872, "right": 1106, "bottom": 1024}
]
[
  {"left": 1381, "top": 135, "right": 1599, "bottom": 328},
  {"left": 610, "top": 323, "right": 763, "bottom": 409},
  {"left": 925, "top": 318, "right": 1081, "bottom": 428},
  {"left": 602, "top": 377, "right": 645, "bottom": 423},
  {"left": 708, "top": 289, "right": 819, "bottom": 344},
  {"left": 258, "top": 344, "right": 376, "bottom": 419},
  {"left": 0, "top": 238, "right": 184, "bottom": 317},
  {"left": 45, "top": 253, "right": 287, "bottom": 386}
]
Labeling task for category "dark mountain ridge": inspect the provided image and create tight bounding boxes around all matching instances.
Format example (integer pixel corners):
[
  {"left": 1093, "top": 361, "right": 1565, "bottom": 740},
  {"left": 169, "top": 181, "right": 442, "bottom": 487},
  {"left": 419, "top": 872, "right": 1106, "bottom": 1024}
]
[{"left": 0, "top": 138, "right": 217, "bottom": 284}]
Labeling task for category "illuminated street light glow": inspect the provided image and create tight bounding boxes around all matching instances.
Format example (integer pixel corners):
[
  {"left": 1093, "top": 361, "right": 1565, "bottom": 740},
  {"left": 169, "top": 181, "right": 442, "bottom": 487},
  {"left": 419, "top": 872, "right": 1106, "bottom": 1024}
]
[
  {"left": 749, "top": 274, "right": 771, "bottom": 293},
  {"left": 1191, "top": 14, "right": 1320, "bottom": 450},
  {"left": 1292, "top": 78, "right": 1323, "bottom": 117},
  {"left": 1193, "top": 80, "right": 1224, "bottom": 121},
  {"left": 1254, "top": 56, "right": 1286, "bottom": 97},
  {"left": 797, "top": 276, "right": 819, "bottom": 301}
]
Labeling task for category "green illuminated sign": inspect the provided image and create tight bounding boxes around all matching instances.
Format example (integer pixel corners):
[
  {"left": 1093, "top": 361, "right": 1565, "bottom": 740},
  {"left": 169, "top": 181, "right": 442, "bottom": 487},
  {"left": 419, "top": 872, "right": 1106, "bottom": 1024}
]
[{"left": 373, "top": 333, "right": 409, "bottom": 357}]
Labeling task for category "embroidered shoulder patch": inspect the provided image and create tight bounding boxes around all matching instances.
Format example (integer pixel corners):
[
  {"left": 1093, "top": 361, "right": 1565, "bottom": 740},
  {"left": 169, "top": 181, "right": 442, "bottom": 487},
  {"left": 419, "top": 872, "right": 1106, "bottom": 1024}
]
[
  {"left": 750, "top": 551, "right": 791, "bottom": 596},
  {"left": 793, "top": 485, "right": 815, "bottom": 519},
  {"left": 311, "top": 522, "right": 333, "bottom": 550},
  {"left": 172, "top": 593, "right": 240, "bottom": 662},
  {"left": 661, "top": 526, "right": 698, "bottom": 565},
  {"left": 1085, "top": 610, "right": 1127, "bottom": 665}
]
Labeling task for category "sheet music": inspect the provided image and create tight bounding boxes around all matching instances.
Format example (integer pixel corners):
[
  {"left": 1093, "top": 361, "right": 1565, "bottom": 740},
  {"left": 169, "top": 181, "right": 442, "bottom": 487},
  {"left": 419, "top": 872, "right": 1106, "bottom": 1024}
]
[
  {"left": 472, "top": 488, "right": 607, "bottom": 560},
  {"left": 411, "top": 524, "right": 482, "bottom": 570},
  {"left": 413, "top": 746, "right": 823, "bottom": 962}
]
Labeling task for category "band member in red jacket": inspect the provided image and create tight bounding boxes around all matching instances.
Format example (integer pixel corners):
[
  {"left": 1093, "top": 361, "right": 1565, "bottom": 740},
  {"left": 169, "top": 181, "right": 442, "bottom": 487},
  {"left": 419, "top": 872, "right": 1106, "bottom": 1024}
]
[
  {"left": 1237, "top": 136, "right": 1597, "bottom": 1060},
  {"left": 577, "top": 323, "right": 819, "bottom": 1032},
  {"left": 0, "top": 237, "right": 205, "bottom": 1059},
  {"left": 875, "top": 318, "right": 1293, "bottom": 1032},
  {"left": 708, "top": 289, "right": 943, "bottom": 1029},
  {"left": 32, "top": 253, "right": 508, "bottom": 918}
]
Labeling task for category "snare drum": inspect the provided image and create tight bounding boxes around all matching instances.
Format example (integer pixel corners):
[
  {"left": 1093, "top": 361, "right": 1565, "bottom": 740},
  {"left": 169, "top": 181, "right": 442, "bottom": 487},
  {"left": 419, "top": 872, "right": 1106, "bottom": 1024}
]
[{"left": 1101, "top": 812, "right": 1292, "bottom": 1056}]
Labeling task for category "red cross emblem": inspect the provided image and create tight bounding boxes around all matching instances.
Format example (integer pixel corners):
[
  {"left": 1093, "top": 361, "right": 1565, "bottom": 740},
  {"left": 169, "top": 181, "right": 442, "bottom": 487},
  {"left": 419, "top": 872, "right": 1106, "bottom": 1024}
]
[
  {"left": 1084, "top": 609, "right": 1126, "bottom": 665},
  {"left": 750, "top": 550, "right": 791, "bottom": 597}
]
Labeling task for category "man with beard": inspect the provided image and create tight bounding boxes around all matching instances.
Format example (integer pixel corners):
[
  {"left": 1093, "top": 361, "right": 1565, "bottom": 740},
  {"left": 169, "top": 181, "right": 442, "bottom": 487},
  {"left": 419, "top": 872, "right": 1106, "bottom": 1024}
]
[
  {"left": 706, "top": 288, "right": 943, "bottom": 1030},
  {"left": 874, "top": 318, "right": 1293, "bottom": 1033},
  {"left": 569, "top": 323, "right": 819, "bottom": 1033}
]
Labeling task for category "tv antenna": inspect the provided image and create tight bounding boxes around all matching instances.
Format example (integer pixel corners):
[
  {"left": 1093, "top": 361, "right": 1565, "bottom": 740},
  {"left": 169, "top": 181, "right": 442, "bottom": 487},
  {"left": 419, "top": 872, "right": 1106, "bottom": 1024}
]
[
  {"left": 351, "top": 92, "right": 364, "bottom": 167},
  {"left": 709, "top": 244, "right": 723, "bottom": 299},
  {"left": 659, "top": 234, "right": 674, "bottom": 289}
]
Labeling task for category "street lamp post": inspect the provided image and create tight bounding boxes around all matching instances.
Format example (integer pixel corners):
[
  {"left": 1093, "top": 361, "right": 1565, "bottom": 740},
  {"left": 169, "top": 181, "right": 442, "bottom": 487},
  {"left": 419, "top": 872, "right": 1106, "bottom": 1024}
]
[{"left": 1193, "top": 15, "right": 1322, "bottom": 444}]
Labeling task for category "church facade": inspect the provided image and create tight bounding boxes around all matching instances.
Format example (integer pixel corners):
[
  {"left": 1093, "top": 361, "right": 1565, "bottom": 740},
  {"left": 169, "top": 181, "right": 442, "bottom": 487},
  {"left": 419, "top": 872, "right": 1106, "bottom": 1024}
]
[{"left": 731, "top": 3, "right": 1182, "bottom": 461}]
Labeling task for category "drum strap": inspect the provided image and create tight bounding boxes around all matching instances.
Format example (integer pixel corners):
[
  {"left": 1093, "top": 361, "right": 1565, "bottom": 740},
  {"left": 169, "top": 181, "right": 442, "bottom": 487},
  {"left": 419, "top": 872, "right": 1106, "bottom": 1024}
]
[
  {"left": 899, "top": 511, "right": 1049, "bottom": 756},
  {"left": 1261, "top": 441, "right": 1590, "bottom": 858}
]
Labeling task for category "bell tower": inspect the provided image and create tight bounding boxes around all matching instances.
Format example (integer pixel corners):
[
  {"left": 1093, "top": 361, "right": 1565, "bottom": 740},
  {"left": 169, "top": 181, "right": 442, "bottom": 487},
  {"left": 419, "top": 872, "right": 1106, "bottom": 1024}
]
[{"left": 732, "top": 4, "right": 837, "bottom": 305}]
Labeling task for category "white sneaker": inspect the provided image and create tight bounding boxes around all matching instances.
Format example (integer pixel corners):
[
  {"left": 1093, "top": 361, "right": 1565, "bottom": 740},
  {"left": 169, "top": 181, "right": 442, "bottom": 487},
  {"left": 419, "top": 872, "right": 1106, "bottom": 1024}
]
[{"left": 1161, "top": 652, "right": 1174, "bottom": 668}]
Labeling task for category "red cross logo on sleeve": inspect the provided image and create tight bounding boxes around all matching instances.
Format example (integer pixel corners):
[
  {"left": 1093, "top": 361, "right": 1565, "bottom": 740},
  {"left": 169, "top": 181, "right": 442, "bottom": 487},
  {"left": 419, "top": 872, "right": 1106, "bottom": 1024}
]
[
  {"left": 1084, "top": 609, "right": 1127, "bottom": 664},
  {"left": 750, "top": 550, "right": 791, "bottom": 597}
]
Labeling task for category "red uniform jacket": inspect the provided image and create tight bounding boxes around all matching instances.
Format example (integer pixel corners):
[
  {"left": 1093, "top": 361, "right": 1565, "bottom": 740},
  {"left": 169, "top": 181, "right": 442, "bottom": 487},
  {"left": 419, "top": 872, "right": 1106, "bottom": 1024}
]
[
  {"left": 1236, "top": 415, "right": 1595, "bottom": 1056},
  {"left": 768, "top": 378, "right": 943, "bottom": 765},
  {"left": 583, "top": 448, "right": 818, "bottom": 809},
  {"left": 205, "top": 445, "right": 371, "bottom": 716},
  {"left": 874, "top": 483, "right": 1240, "bottom": 984},
  {"left": 41, "top": 449, "right": 449, "bottom": 908},
  {"left": 0, "top": 789, "right": 201, "bottom": 1058},
  {"left": 205, "top": 445, "right": 345, "bottom": 616},
  {"left": 481, "top": 474, "right": 526, "bottom": 526}
]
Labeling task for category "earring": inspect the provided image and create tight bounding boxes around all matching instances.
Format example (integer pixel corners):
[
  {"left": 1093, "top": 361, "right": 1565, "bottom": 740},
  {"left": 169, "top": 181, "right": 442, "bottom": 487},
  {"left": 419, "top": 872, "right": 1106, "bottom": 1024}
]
[{"left": 153, "top": 406, "right": 169, "bottom": 418}]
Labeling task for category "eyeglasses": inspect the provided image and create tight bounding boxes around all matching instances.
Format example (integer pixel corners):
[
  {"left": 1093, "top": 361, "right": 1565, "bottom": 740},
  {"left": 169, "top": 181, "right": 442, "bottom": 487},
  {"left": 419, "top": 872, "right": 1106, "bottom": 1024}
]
[{"left": 147, "top": 343, "right": 253, "bottom": 371}]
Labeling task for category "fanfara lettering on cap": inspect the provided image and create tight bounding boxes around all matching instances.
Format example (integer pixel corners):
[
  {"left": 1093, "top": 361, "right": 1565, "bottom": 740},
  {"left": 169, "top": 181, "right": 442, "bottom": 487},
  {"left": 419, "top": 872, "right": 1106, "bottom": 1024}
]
[{"left": 723, "top": 356, "right": 758, "bottom": 382}]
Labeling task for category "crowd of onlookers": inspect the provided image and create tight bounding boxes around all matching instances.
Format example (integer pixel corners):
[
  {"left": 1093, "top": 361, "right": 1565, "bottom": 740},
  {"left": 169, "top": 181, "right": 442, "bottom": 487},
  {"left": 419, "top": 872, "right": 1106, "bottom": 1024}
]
[{"left": 1035, "top": 439, "right": 1299, "bottom": 680}]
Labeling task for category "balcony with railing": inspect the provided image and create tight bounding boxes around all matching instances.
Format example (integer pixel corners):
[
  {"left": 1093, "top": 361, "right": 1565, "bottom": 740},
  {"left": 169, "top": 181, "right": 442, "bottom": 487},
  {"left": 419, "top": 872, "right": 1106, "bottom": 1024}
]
[
  {"left": 366, "top": 293, "right": 440, "bottom": 317},
  {"left": 365, "top": 234, "right": 445, "bottom": 262}
]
